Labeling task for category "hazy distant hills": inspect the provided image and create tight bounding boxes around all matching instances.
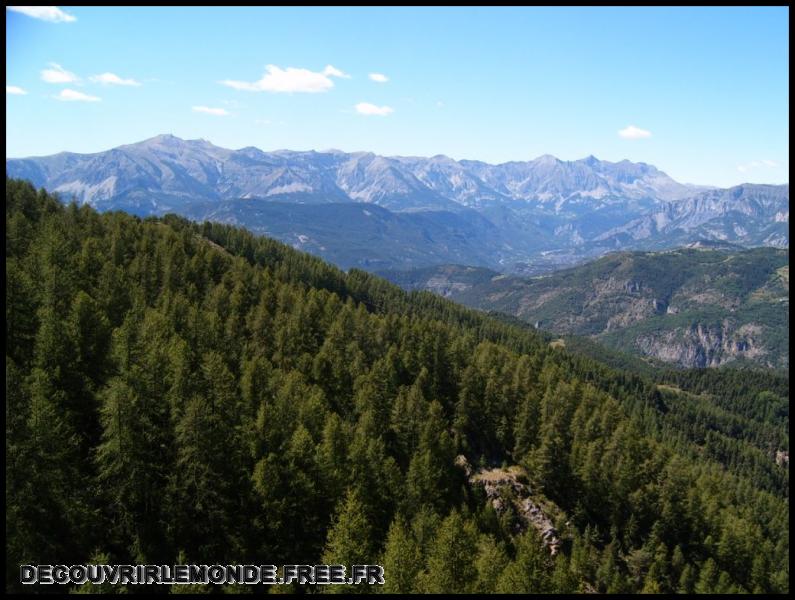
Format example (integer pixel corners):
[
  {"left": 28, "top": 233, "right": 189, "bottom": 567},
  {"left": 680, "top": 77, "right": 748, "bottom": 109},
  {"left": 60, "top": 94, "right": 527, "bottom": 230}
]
[
  {"left": 381, "top": 246, "right": 789, "bottom": 369},
  {"left": 7, "top": 134, "right": 789, "bottom": 272}
]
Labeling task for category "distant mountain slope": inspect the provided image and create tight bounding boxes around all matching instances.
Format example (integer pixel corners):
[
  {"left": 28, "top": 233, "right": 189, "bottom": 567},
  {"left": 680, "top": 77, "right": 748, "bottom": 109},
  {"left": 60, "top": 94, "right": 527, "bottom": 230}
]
[
  {"left": 595, "top": 184, "right": 790, "bottom": 249},
  {"left": 380, "top": 246, "right": 789, "bottom": 369},
  {"left": 6, "top": 135, "right": 788, "bottom": 272},
  {"left": 180, "top": 201, "right": 519, "bottom": 271}
]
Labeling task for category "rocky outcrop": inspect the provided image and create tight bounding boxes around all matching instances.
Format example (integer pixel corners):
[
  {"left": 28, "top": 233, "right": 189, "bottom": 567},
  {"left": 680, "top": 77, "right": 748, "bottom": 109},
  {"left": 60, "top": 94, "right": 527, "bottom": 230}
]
[
  {"left": 422, "top": 275, "right": 474, "bottom": 298},
  {"left": 468, "top": 466, "right": 562, "bottom": 556}
]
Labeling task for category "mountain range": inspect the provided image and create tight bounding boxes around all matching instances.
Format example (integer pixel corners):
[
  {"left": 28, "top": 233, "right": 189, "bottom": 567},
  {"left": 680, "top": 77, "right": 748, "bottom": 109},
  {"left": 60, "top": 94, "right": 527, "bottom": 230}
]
[{"left": 6, "top": 134, "right": 789, "bottom": 272}]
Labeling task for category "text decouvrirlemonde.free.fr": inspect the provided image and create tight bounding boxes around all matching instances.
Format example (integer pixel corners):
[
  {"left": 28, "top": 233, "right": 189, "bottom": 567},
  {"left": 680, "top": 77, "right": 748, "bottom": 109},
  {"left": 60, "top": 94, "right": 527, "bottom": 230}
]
[{"left": 21, "top": 564, "right": 385, "bottom": 586}]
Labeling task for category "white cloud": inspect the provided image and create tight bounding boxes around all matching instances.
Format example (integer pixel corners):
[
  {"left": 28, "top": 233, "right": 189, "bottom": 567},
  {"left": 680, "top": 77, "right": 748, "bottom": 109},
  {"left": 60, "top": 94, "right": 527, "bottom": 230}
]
[
  {"left": 436, "top": 100, "right": 445, "bottom": 108},
  {"left": 55, "top": 89, "right": 100, "bottom": 102},
  {"left": 6, "top": 85, "right": 27, "bottom": 95},
  {"left": 355, "top": 102, "right": 394, "bottom": 116},
  {"left": 89, "top": 72, "right": 141, "bottom": 86},
  {"left": 369, "top": 73, "right": 389, "bottom": 83},
  {"left": 220, "top": 64, "right": 348, "bottom": 93},
  {"left": 193, "top": 106, "right": 230, "bottom": 116},
  {"left": 618, "top": 125, "right": 652, "bottom": 140},
  {"left": 255, "top": 118, "right": 272, "bottom": 125},
  {"left": 7, "top": 6, "right": 76, "bottom": 23},
  {"left": 737, "top": 159, "right": 781, "bottom": 173},
  {"left": 41, "top": 63, "right": 79, "bottom": 84},
  {"left": 323, "top": 65, "right": 350, "bottom": 79}
]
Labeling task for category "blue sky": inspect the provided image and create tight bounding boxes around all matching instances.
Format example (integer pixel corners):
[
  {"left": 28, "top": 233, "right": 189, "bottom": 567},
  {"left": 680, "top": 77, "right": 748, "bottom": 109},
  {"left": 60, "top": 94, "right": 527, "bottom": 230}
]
[{"left": 6, "top": 6, "right": 789, "bottom": 187}]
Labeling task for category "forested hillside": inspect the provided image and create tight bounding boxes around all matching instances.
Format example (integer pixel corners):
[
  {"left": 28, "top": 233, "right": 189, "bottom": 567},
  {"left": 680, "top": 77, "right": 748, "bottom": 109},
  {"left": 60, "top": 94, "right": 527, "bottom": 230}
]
[
  {"left": 382, "top": 247, "right": 790, "bottom": 369},
  {"left": 5, "top": 178, "right": 789, "bottom": 593}
]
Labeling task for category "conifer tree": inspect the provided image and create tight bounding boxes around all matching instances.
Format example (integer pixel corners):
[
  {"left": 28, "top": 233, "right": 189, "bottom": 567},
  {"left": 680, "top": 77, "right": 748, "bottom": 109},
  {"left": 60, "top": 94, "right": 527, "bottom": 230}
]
[
  {"left": 321, "top": 489, "right": 377, "bottom": 594},
  {"left": 416, "top": 510, "right": 479, "bottom": 593}
]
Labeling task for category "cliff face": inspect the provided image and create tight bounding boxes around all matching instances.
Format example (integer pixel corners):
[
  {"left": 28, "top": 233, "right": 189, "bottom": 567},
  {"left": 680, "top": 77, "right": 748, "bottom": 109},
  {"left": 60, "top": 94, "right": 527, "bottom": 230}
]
[{"left": 634, "top": 322, "right": 769, "bottom": 368}]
